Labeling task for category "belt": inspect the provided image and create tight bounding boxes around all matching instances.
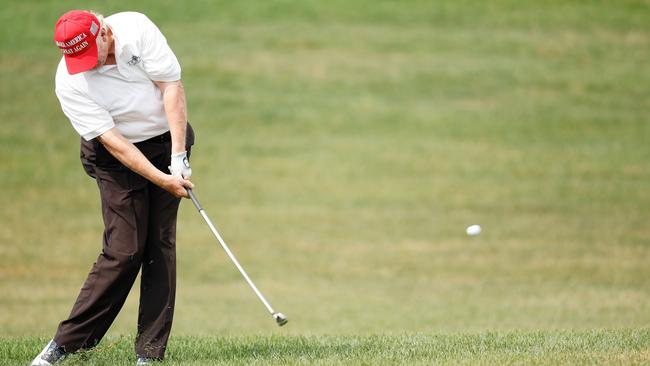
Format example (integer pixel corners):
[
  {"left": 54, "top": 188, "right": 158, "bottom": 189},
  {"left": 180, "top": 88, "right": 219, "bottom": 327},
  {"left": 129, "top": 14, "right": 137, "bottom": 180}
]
[{"left": 139, "top": 131, "right": 172, "bottom": 144}]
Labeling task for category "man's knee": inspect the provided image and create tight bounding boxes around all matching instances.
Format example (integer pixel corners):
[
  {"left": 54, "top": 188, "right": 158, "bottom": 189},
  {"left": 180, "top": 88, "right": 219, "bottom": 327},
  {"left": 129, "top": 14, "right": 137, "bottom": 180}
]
[{"left": 101, "top": 246, "right": 146, "bottom": 272}]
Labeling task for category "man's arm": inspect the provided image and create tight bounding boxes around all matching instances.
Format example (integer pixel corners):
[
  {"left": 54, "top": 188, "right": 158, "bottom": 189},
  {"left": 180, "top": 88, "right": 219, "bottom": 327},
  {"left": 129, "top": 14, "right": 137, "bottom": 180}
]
[
  {"left": 97, "top": 128, "right": 193, "bottom": 198},
  {"left": 155, "top": 80, "right": 187, "bottom": 155}
]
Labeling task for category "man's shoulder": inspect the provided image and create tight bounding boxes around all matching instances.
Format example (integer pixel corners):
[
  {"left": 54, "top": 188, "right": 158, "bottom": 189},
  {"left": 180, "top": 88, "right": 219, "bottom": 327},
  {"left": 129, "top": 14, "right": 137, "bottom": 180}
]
[
  {"left": 55, "top": 58, "right": 75, "bottom": 87},
  {"left": 55, "top": 58, "right": 89, "bottom": 94},
  {"left": 106, "top": 11, "right": 152, "bottom": 30},
  {"left": 106, "top": 11, "right": 148, "bottom": 22},
  {"left": 106, "top": 11, "right": 158, "bottom": 49}
]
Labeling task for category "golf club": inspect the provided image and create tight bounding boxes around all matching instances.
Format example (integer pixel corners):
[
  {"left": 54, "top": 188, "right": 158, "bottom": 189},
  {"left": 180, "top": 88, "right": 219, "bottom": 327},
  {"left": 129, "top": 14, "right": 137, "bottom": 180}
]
[{"left": 186, "top": 188, "right": 288, "bottom": 327}]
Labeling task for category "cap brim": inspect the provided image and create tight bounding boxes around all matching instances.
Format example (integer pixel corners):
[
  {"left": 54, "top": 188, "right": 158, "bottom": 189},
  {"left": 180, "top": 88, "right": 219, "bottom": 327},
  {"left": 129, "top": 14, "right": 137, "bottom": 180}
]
[{"left": 64, "top": 41, "right": 98, "bottom": 75}]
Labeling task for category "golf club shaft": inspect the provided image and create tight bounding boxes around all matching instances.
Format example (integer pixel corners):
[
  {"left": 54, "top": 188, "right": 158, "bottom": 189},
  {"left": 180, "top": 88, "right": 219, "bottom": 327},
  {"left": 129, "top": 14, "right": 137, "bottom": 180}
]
[{"left": 186, "top": 189, "right": 276, "bottom": 315}]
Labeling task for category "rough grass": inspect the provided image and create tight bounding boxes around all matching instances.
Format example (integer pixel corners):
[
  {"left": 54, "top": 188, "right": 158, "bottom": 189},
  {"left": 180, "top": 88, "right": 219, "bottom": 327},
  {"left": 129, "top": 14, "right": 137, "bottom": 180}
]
[{"left": 3, "top": 330, "right": 650, "bottom": 365}]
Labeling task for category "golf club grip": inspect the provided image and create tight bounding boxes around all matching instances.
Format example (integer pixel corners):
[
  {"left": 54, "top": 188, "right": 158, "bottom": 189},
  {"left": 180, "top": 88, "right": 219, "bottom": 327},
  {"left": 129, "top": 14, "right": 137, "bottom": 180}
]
[{"left": 187, "top": 188, "right": 202, "bottom": 211}]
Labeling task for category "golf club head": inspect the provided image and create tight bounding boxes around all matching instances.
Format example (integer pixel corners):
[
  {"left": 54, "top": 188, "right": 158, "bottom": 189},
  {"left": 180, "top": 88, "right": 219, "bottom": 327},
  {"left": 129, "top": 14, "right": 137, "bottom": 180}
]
[{"left": 273, "top": 312, "right": 288, "bottom": 326}]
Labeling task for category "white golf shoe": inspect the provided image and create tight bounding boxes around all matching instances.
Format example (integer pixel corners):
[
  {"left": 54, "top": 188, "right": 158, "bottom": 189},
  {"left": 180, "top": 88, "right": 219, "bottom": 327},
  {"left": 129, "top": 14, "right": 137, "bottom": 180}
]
[
  {"left": 136, "top": 356, "right": 160, "bottom": 365},
  {"left": 30, "top": 339, "right": 67, "bottom": 365}
]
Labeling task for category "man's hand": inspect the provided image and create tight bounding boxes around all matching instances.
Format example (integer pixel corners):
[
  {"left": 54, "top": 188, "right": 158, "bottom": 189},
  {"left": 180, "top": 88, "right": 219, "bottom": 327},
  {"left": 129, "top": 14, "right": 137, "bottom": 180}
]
[
  {"left": 98, "top": 128, "right": 194, "bottom": 199},
  {"left": 169, "top": 151, "right": 192, "bottom": 178},
  {"left": 161, "top": 175, "right": 194, "bottom": 198}
]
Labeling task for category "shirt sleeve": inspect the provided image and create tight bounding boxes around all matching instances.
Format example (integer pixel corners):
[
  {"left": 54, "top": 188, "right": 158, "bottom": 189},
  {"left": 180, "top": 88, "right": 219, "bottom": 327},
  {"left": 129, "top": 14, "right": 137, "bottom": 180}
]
[
  {"left": 138, "top": 14, "right": 182, "bottom": 82},
  {"left": 55, "top": 87, "right": 115, "bottom": 141}
]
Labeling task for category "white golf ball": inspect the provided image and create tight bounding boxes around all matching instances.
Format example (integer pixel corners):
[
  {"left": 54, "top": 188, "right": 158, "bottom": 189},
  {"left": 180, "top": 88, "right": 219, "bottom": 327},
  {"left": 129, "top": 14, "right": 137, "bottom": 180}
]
[{"left": 466, "top": 224, "right": 482, "bottom": 236}]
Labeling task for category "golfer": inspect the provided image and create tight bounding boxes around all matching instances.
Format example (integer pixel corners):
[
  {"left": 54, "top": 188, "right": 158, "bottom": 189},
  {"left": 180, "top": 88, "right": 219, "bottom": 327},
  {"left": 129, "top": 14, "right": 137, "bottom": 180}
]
[{"left": 31, "top": 10, "right": 194, "bottom": 366}]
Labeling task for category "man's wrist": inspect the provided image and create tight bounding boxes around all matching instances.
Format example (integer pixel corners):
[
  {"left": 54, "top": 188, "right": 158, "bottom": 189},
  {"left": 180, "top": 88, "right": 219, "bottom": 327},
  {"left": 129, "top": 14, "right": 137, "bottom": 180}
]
[{"left": 152, "top": 170, "right": 172, "bottom": 188}]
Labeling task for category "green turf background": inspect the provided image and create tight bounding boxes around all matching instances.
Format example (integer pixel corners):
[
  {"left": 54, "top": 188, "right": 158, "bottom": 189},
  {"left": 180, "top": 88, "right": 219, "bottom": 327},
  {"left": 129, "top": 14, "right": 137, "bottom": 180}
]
[{"left": 1, "top": 0, "right": 649, "bottom": 362}]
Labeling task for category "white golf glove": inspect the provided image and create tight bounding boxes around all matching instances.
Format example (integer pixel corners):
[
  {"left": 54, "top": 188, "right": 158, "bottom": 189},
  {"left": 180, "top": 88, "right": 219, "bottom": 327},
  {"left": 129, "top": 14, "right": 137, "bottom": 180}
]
[{"left": 169, "top": 151, "right": 192, "bottom": 178}]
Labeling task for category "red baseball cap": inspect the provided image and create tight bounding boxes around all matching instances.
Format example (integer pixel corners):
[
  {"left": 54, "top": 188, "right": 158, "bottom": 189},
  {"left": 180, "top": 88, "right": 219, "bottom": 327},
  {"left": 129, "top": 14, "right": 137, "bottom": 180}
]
[{"left": 54, "top": 10, "right": 101, "bottom": 75}]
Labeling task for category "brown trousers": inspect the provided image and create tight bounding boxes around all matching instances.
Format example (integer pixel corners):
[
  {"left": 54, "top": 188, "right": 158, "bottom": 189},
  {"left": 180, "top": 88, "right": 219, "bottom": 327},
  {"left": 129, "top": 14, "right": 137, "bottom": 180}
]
[{"left": 54, "top": 127, "right": 194, "bottom": 359}]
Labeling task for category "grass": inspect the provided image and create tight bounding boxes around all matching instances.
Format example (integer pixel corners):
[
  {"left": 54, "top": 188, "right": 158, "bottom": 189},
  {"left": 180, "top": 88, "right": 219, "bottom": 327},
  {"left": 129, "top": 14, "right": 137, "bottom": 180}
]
[
  {"left": 3, "top": 330, "right": 650, "bottom": 365},
  {"left": 1, "top": 0, "right": 650, "bottom": 364}
]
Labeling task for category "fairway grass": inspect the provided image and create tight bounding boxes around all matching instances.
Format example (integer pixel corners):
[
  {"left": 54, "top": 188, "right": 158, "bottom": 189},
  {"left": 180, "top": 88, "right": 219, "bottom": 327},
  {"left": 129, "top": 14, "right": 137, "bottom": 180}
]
[{"left": 2, "top": 330, "right": 649, "bottom": 365}]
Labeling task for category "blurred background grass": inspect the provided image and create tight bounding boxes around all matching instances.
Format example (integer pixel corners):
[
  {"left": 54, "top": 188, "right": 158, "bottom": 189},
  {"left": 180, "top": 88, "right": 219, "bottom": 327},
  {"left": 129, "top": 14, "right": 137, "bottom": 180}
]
[{"left": 0, "top": 0, "right": 649, "bottom": 338}]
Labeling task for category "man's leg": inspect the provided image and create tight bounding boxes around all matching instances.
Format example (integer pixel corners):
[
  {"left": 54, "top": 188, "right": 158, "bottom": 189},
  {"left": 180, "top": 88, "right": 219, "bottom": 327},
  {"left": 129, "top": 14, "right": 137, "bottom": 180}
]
[
  {"left": 134, "top": 141, "right": 182, "bottom": 359},
  {"left": 54, "top": 168, "right": 150, "bottom": 352}
]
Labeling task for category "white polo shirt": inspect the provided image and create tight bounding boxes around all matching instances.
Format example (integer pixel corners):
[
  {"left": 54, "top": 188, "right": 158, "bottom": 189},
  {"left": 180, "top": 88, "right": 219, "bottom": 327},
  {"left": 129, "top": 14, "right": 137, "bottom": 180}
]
[{"left": 55, "top": 12, "right": 181, "bottom": 143}]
